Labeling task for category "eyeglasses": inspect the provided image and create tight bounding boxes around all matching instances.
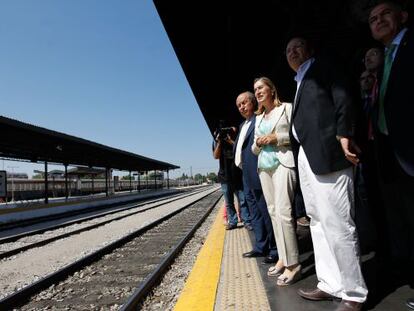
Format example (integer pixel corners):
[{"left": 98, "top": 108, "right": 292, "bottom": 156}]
[
  {"left": 285, "top": 42, "right": 305, "bottom": 55},
  {"left": 368, "top": 8, "right": 394, "bottom": 25}
]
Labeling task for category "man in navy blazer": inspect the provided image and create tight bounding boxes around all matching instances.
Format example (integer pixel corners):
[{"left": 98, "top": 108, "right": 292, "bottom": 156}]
[
  {"left": 368, "top": 2, "right": 414, "bottom": 309},
  {"left": 234, "top": 91, "right": 278, "bottom": 263}
]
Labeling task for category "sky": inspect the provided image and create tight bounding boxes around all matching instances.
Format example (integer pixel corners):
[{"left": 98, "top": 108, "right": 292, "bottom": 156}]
[{"left": 0, "top": 0, "right": 218, "bottom": 178}]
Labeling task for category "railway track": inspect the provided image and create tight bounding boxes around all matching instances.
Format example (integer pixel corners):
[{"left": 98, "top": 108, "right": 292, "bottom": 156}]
[
  {"left": 0, "top": 188, "right": 222, "bottom": 310},
  {"left": 0, "top": 188, "right": 202, "bottom": 232},
  {"left": 0, "top": 187, "right": 209, "bottom": 260}
]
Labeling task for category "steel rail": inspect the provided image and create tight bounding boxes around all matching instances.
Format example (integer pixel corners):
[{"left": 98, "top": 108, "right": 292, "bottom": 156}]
[
  {"left": 0, "top": 187, "right": 207, "bottom": 243},
  {"left": 0, "top": 188, "right": 219, "bottom": 310},
  {"left": 120, "top": 192, "right": 222, "bottom": 310},
  {"left": 0, "top": 187, "right": 210, "bottom": 260},
  {"left": 0, "top": 189, "right": 188, "bottom": 231}
]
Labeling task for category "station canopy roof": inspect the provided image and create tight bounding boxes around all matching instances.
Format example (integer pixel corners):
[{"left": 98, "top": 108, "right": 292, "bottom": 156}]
[
  {"left": 0, "top": 115, "right": 179, "bottom": 172},
  {"left": 154, "top": 0, "right": 413, "bottom": 134}
]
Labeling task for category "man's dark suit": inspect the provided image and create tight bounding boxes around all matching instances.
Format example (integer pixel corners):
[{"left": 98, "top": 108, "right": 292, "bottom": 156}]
[
  {"left": 290, "top": 58, "right": 354, "bottom": 175},
  {"left": 376, "top": 28, "right": 414, "bottom": 268},
  {"left": 381, "top": 29, "right": 414, "bottom": 176},
  {"left": 235, "top": 116, "right": 277, "bottom": 256},
  {"left": 288, "top": 56, "right": 368, "bottom": 300}
]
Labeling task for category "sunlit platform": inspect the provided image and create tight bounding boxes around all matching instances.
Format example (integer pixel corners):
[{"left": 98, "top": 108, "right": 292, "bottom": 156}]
[{"left": 175, "top": 202, "right": 413, "bottom": 311}]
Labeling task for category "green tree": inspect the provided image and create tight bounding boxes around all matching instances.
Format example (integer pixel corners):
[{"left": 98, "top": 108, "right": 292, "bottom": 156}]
[
  {"left": 194, "top": 173, "right": 204, "bottom": 183},
  {"left": 148, "top": 171, "right": 164, "bottom": 179},
  {"left": 206, "top": 172, "right": 218, "bottom": 183}
]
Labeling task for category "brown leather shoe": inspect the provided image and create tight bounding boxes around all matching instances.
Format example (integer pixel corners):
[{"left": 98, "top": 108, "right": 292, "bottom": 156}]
[
  {"left": 297, "top": 288, "right": 338, "bottom": 301},
  {"left": 335, "top": 300, "right": 363, "bottom": 311},
  {"left": 407, "top": 298, "right": 414, "bottom": 310}
]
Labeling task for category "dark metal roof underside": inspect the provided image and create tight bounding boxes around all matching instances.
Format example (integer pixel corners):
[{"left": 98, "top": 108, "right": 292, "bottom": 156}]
[
  {"left": 154, "top": 0, "right": 413, "bottom": 134},
  {"left": 0, "top": 116, "right": 179, "bottom": 171}
]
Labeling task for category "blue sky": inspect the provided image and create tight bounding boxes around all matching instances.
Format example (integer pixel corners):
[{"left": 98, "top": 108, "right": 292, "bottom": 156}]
[{"left": 0, "top": 0, "right": 217, "bottom": 178}]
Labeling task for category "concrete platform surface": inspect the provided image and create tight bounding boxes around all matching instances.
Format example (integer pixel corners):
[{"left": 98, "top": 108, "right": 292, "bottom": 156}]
[{"left": 174, "top": 203, "right": 414, "bottom": 311}]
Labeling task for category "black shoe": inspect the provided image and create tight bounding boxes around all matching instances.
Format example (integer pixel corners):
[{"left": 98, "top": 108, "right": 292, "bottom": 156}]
[
  {"left": 225, "top": 224, "right": 237, "bottom": 230},
  {"left": 244, "top": 224, "right": 253, "bottom": 231},
  {"left": 407, "top": 298, "right": 414, "bottom": 310},
  {"left": 261, "top": 255, "right": 278, "bottom": 264},
  {"left": 242, "top": 250, "right": 264, "bottom": 258}
]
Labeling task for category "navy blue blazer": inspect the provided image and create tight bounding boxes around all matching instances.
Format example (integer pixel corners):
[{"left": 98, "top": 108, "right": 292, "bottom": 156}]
[
  {"left": 290, "top": 58, "right": 354, "bottom": 175},
  {"left": 234, "top": 116, "right": 262, "bottom": 190}
]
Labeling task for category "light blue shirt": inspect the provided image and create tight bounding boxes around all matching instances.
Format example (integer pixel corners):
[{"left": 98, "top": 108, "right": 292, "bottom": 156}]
[
  {"left": 294, "top": 57, "right": 315, "bottom": 86},
  {"left": 292, "top": 57, "right": 315, "bottom": 143},
  {"left": 388, "top": 27, "right": 407, "bottom": 61},
  {"left": 257, "top": 116, "right": 279, "bottom": 171}
]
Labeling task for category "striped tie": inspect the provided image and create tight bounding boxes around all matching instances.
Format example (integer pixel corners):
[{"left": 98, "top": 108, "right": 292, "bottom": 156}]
[{"left": 378, "top": 44, "right": 397, "bottom": 134}]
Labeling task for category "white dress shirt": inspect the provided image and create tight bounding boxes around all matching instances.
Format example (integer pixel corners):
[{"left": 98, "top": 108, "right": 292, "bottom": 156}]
[{"left": 234, "top": 118, "right": 252, "bottom": 168}]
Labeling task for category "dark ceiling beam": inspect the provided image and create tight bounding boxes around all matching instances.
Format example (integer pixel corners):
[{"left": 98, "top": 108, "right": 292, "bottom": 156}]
[{"left": 154, "top": 0, "right": 413, "bottom": 135}]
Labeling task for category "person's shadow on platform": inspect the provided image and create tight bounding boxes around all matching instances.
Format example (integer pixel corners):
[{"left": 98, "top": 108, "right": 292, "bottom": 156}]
[
  {"left": 297, "top": 220, "right": 414, "bottom": 311},
  {"left": 353, "top": 189, "right": 413, "bottom": 311}
]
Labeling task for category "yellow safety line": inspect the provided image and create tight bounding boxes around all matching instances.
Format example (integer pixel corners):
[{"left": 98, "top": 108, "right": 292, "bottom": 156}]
[{"left": 173, "top": 205, "right": 225, "bottom": 311}]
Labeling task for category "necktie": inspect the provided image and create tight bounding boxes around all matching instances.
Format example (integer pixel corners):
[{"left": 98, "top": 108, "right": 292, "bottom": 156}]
[{"left": 378, "top": 44, "right": 397, "bottom": 134}]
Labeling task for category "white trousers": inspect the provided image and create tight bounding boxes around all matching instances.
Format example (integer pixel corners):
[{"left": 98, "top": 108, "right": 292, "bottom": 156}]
[
  {"left": 259, "top": 164, "right": 298, "bottom": 266},
  {"left": 298, "top": 147, "right": 368, "bottom": 303}
]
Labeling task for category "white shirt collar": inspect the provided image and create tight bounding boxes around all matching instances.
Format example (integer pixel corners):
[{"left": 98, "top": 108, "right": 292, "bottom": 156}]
[{"left": 294, "top": 57, "right": 315, "bottom": 84}]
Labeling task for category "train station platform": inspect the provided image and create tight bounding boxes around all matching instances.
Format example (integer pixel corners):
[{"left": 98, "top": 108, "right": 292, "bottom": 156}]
[{"left": 174, "top": 203, "right": 414, "bottom": 311}]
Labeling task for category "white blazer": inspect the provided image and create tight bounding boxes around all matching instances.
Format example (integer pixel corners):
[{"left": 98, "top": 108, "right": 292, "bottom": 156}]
[{"left": 252, "top": 102, "right": 295, "bottom": 169}]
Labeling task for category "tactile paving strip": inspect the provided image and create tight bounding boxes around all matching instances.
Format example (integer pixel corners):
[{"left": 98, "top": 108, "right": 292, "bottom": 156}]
[{"left": 215, "top": 226, "right": 271, "bottom": 311}]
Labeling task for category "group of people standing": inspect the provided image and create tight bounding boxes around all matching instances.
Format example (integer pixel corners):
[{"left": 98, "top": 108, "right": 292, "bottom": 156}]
[{"left": 213, "top": 1, "right": 413, "bottom": 311}]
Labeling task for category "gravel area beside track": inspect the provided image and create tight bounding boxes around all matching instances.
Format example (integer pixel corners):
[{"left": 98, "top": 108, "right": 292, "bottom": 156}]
[
  {"left": 0, "top": 191, "right": 203, "bottom": 254},
  {"left": 14, "top": 194, "right": 222, "bottom": 311},
  {"left": 138, "top": 199, "right": 222, "bottom": 310},
  {"left": 0, "top": 188, "right": 218, "bottom": 300}
]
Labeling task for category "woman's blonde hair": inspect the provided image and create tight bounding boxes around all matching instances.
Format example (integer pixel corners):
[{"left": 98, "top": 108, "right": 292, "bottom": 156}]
[{"left": 253, "top": 77, "right": 282, "bottom": 114}]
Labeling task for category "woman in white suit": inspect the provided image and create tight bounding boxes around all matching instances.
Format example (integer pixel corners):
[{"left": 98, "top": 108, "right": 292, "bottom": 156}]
[{"left": 252, "top": 77, "right": 301, "bottom": 286}]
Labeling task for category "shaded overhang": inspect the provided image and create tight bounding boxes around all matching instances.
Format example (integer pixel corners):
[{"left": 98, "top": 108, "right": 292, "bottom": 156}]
[
  {"left": 0, "top": 115, "right": 179, "bottom": 172},
  {"left": 154, "top": 0, "right": 413, "bottom": 133}
]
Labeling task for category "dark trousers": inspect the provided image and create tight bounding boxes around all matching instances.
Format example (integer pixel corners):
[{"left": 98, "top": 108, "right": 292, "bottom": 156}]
[
  {"left": 375, "top": 134, "right": 414, "bottom": 281},
  {"left": 357, "top": 141, "right": 386, "bottom": 254},
  {"left": 243, "top": 178, "right": 277, "bottom": 257},
  {"left": 292, "top": 167, "right": 306, "bottom": 219},
  {"left": 293, "top": 184, "right": 306, "bottom": 219}
]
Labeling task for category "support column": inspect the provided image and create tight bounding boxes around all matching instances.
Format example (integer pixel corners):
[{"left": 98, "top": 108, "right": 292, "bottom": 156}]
[
  {"left": 138, "top": 172, "right": 141, "bottom": 193},
  {"left": 65, "top": 164, "right": 68, "bottom": 200},
  {"left": 44, "top": 161, "right": 49, "bottom": 204},
  {"left": 129, "top": 171, "right": 132, "bottom": 192},
  {"left": 105, "top": 168, "right": 109, "bottom": 197},
  {"left": 167, "top": 169, "right": 170, "bottom": 189},
  {"left": 146, "top": 170, "right": 148, "bottom": 190},
  {"left": 91, "top": 171, "right": 95, "bottom": 195},
  {"left": 154, "top": 170, "right": 157, "bottom": 190}
]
